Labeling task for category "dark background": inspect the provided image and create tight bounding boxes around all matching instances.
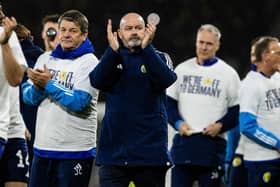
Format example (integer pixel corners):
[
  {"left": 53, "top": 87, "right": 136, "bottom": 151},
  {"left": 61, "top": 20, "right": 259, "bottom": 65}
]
[{"left": 4, "top": 0, "right": 280, "bottom": 78}]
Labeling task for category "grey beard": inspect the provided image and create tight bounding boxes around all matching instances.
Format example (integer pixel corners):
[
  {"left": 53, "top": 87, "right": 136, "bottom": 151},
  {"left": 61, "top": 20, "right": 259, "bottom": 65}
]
[{"left": 127, "top": 39, "right": 141, "bottom": 48}]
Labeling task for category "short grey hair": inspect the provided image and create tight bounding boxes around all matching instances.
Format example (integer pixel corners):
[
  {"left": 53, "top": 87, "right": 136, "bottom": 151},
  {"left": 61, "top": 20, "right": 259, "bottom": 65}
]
[{"left": 198, "top": 24, "right": 221, "bottom": 41}]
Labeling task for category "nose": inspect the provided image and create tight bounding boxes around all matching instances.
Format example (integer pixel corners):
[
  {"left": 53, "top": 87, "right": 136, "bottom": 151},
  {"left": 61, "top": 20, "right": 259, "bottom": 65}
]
[
  {"left": 62, "top": 30, "right": 71, "bottom": 38},
  {"left": 201, "top": 43, "right": 208, "bottom": 49}
]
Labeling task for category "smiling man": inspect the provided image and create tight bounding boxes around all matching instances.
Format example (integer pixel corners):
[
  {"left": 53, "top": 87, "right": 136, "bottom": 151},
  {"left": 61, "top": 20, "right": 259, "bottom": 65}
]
[{"left": 21, "top": 10, "right": 99, "bottom": 187}]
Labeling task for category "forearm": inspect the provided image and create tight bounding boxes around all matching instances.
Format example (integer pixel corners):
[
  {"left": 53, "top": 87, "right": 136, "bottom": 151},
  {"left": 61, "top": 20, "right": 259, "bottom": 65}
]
[
  {"left": 22, "top": 81, "right": 47, "bottom": 106},
  {"left": 142, "top": 45, "right": 177, "bottom": 90},
  {"left": 45, "top": 80, "right": 92, "bottom": 112},
  {"left": 217, "top": 105, "right": 239, "bottom": 133},
  {"left": 167, "top": 96, "right": 184, "bottom": 129},
  {"left": 90, "top": 47, "right": 121, "bottom": 90},
  {"left": 2, "top": 43, "right": 24, "bottom": 86},
  {"left": 240, "top": 112, "right": 280, "bottom": 150}
]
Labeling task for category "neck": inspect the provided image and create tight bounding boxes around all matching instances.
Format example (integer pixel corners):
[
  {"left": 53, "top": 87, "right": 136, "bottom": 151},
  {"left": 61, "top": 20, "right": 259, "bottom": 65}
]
[
  {"left": 196, "top": 57, "right": 217, "bottom": 66},
  {"left": 258, "top": 63, "right": 274, "bottom": 77},
  {"left": 197, "top": 58, "right": 204, "bottom": 65}
]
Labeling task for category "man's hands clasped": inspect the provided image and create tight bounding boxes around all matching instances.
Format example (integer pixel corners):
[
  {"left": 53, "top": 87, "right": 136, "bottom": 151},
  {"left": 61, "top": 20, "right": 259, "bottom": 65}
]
[{"left": 27, "top": 64, "right": 52, "bottom": 89}]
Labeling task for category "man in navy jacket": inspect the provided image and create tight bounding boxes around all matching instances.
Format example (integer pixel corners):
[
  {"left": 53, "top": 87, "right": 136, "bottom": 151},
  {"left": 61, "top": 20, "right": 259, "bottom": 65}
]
[{"left": 90, "top": 12, "right": 177, "bottom": 187}]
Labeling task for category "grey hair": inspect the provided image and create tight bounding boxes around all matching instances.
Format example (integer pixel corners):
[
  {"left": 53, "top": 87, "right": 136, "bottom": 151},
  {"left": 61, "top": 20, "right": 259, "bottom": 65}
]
[{"left": 198, "top": 24, "right": 221, "bottom": 41}]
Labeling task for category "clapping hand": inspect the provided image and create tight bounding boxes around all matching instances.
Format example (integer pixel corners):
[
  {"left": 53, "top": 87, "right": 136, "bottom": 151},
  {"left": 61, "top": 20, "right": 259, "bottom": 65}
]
[
  {"left": 107, "top": 19, "right": 119, "bottom": 51},
  {"left": 27, "top": 64, "right": 52, "bottom": 89},
  {"left": 0, "top": 16, "right": 17, "bottom": 44},
  {"left": 141, "top": 23, "right": 156, "bottom": 49}
]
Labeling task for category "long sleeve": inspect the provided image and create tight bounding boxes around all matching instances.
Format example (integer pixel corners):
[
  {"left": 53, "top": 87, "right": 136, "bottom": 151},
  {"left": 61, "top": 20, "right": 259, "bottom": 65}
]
[
  {"left": 225, "top": 126, "right": 240, "bottom": 162},
  {"left": 240, "top": 112, "right": 280, "bottom": 150},
  {"left": 142, "top": 45, "right": 177, "bottom": 90},
  {"left": 167, "top": 96, "right": 184, "bottom": 130},
  {"left": 44, "top": 80, "right": 92, "bottom": 112},
  {"left": 217, "top": 105, "right": 240, "bottom": 133},
  {"left": 21, "top": 81, "right": 47, "bottom": 106},
  {"left": 89, "top": 47, "right": 122, "bottom": 91}
]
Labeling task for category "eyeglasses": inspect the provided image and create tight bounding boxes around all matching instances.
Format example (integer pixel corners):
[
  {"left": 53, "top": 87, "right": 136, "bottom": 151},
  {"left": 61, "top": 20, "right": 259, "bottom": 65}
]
[{"left": 269, "top": 50, "right": 280, "bottom": 56}]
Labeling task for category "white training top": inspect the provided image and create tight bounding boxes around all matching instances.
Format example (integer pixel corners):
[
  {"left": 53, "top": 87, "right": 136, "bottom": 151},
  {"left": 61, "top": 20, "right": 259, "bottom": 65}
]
[
  {"left": 0, "top": 28, "right": 27, "bottom": 140},
  {"left": 33, "top": 52, "right": 99, "bottom": 152},
  {"left": 167, "top": 57, "right": 240, "bottom": 133},
  {"left": 8, "top": 86, "right": 26, "bottom": 139},
  {"left": 240, "top": 71, "right": 280, "bottom": 161}
]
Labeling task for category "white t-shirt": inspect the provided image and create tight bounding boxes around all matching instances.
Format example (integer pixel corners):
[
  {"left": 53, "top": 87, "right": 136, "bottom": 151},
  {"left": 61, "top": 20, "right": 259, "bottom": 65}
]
[
  {"left": 33, "top": 52, "right": 99, "bottom": 152},
  {"left": 0, "top": 29, "right": 27, "bottom": 140},
  {"left": 8, "top": 86, "right": 26, "bottom": 139},
  {"left": 240, "top": 71, "right": 280, "bottom": 161},
  {"left": 167, "top": 57, "right": 240, "bottom": 133}
]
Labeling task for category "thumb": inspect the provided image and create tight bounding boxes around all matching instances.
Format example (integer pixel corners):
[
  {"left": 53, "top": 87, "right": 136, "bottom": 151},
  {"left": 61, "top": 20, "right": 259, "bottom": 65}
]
[{"left": 43, "top": 64, "right": 48, "bottom": 72}]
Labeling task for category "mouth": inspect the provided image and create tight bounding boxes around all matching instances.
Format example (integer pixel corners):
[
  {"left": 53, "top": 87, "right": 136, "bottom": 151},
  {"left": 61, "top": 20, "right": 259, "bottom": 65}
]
[
  {"left": 61, "top": 39, "right": 72, "bottom": 43},
  {"left": 129, "top": 36, "right": 140, "bottom": 41}
]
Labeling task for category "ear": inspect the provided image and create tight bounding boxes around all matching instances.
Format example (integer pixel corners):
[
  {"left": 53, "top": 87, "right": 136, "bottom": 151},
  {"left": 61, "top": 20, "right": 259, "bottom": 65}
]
[
  {"left": 117, "top": 29, "right": 122, "bottom": 40},
  {"left": 262, "top": 52, "right": 269, "bottom": 63},
  {"left": 82, "top": 32, "right": 88, "bottom": 41},
  {"left": 216, "top": 41, "right": 220, "bottom": 51},
  {"left": 41, "top": 29, "right": 46, "bottom": 39}
]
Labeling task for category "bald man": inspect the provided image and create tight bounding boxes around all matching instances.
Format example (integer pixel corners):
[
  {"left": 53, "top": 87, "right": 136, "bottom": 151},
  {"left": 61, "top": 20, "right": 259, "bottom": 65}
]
[{"left": 90, "top": 12, "right": 177, "bottom": 187}]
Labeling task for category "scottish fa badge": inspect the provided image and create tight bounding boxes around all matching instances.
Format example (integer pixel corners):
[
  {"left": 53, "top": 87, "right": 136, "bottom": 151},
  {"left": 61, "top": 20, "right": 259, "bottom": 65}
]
[{"left": 140, "top": 65, "right": 147, "bottom": 73}]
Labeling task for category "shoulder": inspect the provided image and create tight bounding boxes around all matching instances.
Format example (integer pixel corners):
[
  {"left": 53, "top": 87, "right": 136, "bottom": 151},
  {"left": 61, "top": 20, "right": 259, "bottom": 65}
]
[
  {"left": 241, "top": 71, "right": 261, "bottom": 91},
  {"left": 80, "top": 53, "right": 99, "bottom": 61},
  {"left": 80, "top": 53, "right": 99, "bottom": 64},
  {"left": 155, "top": 50, "right": 174, "bottom": 68},
  {"left": 38, "top": 51, "right": 52, "bottom": 60},
  {"left": 76, "top": 53, "right": 99, "bottom": 70},
  {"left": 217, "top": 58, "right": 239, "bottom": 76},
  {"left": 35, "top": 51, "right": 51, "bottom": 61},
  {"left": 175, "top": 57, "right": 196, "bottom": 71}
]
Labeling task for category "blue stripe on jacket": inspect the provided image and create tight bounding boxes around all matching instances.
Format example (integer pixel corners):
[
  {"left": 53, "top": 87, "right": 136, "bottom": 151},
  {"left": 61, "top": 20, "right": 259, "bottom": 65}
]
[
  {"left": 240, "top": 112, "right": 280, "bottom": 149},
  {"left": 22, "top": 80, "right": 92, "bottom": 112}
]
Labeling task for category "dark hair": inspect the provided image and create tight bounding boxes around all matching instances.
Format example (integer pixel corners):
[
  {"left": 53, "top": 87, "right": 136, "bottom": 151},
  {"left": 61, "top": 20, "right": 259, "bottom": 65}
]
[
  {"left": 58, "top": 10, "right": 88, "bottom": 33},
  {"left": 14, "top": 23, "right": 33, "bottom": 41},
  {"left": 42, "top": 14, "right": 59, "bottom": 26},
  {"left": 254, "top": 36, "right": 278, "bottom": 62}
]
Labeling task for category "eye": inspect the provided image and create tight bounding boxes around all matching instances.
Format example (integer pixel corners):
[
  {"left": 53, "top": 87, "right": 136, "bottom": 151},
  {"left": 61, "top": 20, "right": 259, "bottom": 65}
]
[
  {"left": 124, "top": 26, "right": 132, "bottom": 31},
  {"left": 270, "top": 51, "right": 280, "bottom": 56},
  {"left": 135, "top": 26, "right": 143, "bottom": 30}
]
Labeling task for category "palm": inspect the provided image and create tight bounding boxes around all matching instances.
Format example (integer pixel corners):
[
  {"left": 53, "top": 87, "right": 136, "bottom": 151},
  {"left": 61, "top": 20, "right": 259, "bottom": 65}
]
[
  {"left": 141, "top": 23, "right": 156, "bottom": 49},
  {"left": 107, "top": 19, "right": 119, "bottom": 51}
]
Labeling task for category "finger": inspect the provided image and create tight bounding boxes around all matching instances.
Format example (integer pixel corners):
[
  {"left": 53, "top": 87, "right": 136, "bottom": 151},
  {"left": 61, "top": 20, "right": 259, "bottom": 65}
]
[
  {"left": 179, "top": 131, "right": 184, "bottom": 136},
  {"left": 10, "top": 17, "right": 17, "bottom": 27},
  {"left": 107, "top": 19, "right": 112, "bottom": 34},
  {"left": 113, "top": 32, "right": 118, "bottom": 40},
  {"left": 43, "top": 64, "right": 48, "bottom": 72},
  {"left": 185, "top": 130, "right": 193, "bottom": 136},
  {"left": 202, "top": 128, "right": 209, "bottom": 135},
  {"left": 33, "top": 68, "right": 43, "bottom": 74},
  {"left": 146, "top": 23, "right": 156, "bottom": 32},
  {"left": 11, "top": 17, "right": 17, "bottom": 23}
]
